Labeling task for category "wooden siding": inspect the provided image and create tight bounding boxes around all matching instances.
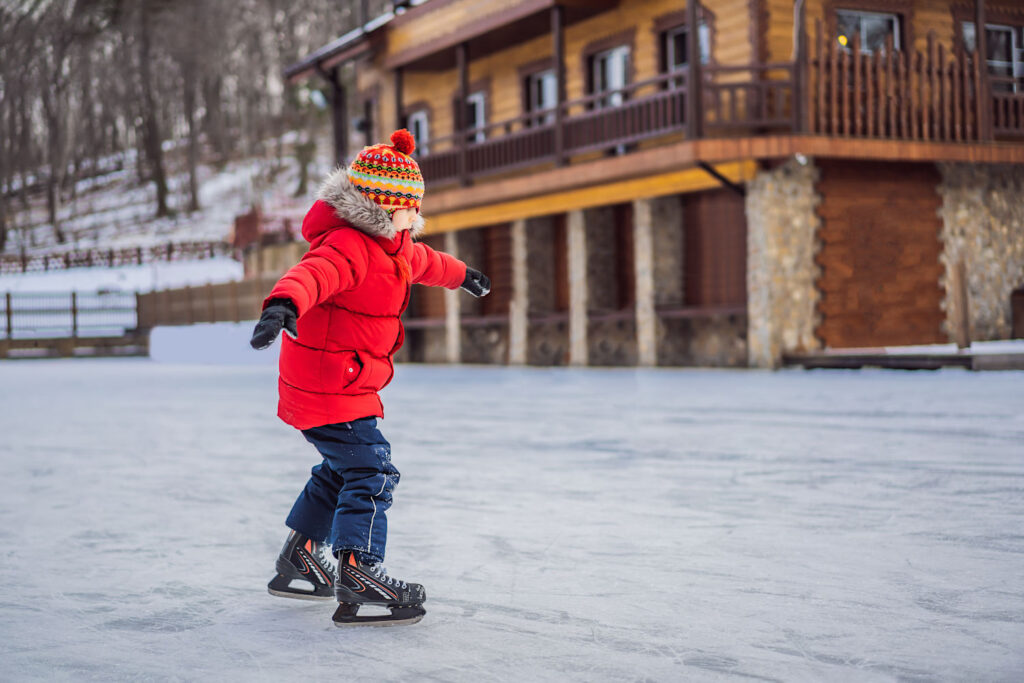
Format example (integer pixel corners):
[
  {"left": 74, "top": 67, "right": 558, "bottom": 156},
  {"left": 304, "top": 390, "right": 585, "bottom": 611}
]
[
  {"left": 682, "top": 188, "right": 748, "bottom": 307},
  {"left": 814, "top": 160, "right": 946, "bottom": 348},
  {"left": 765, "top": 0, "right": 1022, "bottom": 63},
  {"left": 408, "top": 234, "right": 447, "bottom": 319},
  {"left": 390, "top": 0, "right": 754, "bottom": 150}
]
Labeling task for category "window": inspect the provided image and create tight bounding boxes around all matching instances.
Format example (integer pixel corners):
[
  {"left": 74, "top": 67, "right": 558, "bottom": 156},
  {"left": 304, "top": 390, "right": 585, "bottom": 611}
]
[
  {"left": 406, "top": 110, "right": 429, "bottom": 155},
  {"left": 835, "top": 10, "right": 900, "bottom": 53},
  {"left": 962, "top": 22, "right": 1024, "bottom": 92},
  {"left": 464, "top": 91, "right": 486, "bottom": 143},
  {"left": 590, "top": 45, "right": 630, "bottom": 108},
  {"left": 665, "top": 23, "right": 710, "bottom": 70},
  {"left": 526, "top": 69, "right": 557, "bottom": 126}
]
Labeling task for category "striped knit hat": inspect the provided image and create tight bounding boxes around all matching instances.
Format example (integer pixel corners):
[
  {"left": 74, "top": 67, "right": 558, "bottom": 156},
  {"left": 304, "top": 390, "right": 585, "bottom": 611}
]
[{"left": 347, "top": 129, "right": 424, "bottom": 215}]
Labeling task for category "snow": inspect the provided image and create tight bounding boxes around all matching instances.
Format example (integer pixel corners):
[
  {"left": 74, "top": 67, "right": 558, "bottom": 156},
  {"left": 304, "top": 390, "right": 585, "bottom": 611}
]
[
  {"left": 0, "top": 258, "right": 244, "bottom": 294},
  {"left": 1, "top": 356, "right": 1022, "bottom": 680}
]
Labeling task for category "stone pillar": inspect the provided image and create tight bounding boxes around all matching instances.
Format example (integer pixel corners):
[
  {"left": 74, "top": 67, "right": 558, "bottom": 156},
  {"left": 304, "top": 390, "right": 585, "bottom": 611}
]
[
  {"left": 444, "top": 231, "right": 461, "bottom": 363},
  {"left": 567, "top": 209, "right": 588, "bottom": 366},
  {"left": 633, "top": 198, "right": 657, "bottom": 366},
  {"left": 509, "top": 219, "right": 529, "bottom": 365},
  {"left": 938, "top": 163, "right": 1024, "bottom": 342},
  {"left": 745, "top": 158, "right": 822, "bottom": 368}
]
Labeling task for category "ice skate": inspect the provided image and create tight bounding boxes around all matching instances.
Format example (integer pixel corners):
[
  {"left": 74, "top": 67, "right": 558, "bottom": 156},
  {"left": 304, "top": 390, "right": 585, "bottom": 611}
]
[
  {"left": 267, "top": 530, "right": 337, "bottom": 601},
  {"left": 331, "top": 551, "right": 426, "bottom": 627}
]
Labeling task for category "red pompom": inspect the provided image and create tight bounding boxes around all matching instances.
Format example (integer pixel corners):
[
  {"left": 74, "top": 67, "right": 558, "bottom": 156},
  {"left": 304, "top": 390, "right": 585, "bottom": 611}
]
[{"left": 390, "top": 129, "right": 415, "bottom": 155}]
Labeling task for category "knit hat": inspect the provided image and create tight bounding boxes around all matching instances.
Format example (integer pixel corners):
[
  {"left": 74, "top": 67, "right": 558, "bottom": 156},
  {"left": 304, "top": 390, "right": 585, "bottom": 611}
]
[{"left": 347, "top": 129, "right": 424, "bottom": 216}]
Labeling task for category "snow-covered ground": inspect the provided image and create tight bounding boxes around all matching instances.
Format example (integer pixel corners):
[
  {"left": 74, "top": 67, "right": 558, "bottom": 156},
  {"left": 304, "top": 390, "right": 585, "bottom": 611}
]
[
  {"left": 1, "top": 357, "right": 1022, "bottom": 681},
  {"left": 0, "top": 257, "right": 244, "bottom": 295}
]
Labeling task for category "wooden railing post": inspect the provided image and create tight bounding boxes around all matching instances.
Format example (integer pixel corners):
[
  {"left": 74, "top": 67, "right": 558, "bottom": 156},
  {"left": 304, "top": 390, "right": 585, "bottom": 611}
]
[
  {"left": 975, "top": 0, "right": 991, "bottom": 140},
  {"left": 551, "top": 4, "right": 566, "bottom": 165},
  {"left": 71, "top": 291, "right": 78, "bottom": 339},
  {"left": 794, "top": 0, "right": 809, "bottom": 133},
  {"left": 5, "top": 292, "right": 12, "bottom": 338},
  {"left": 456, "top": 41, "right": 469, "bottom": 186},
  {"left": 685, "top": 0, "right": 703, "bottom": 139}
]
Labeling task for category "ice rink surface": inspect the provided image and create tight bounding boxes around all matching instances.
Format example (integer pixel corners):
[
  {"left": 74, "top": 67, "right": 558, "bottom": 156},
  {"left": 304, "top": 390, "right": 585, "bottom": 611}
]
[{"left": 1, "top": 359, "right": 1022, "bottom": 682}]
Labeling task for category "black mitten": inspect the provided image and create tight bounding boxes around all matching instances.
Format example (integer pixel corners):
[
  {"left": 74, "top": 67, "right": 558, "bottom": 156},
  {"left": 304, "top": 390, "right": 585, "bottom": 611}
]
[
  {"left": 250, "top": 298, "right": 298, "bottom": 350},
  {"left": 461, "top": 267, "right": 491, "bottom": 298}
]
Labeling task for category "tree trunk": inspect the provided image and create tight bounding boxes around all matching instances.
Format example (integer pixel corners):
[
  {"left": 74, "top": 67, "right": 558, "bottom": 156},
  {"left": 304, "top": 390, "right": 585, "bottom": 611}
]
[
  {"left": 183, "top": 62, "right": 200, "bottom": 212},
  {"left": 137, "top": 2, "right": 170, "bottom": 218}
]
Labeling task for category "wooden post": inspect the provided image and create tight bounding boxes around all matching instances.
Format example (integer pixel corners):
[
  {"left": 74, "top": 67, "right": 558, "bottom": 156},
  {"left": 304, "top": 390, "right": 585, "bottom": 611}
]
[
  {"left": 551, "top": 5, "right": 566, "bottom": 165},
  {"left": 955, "top": 259, "right": 972, "bottom": 349},
  {"left": 206, "top": 282, "right": 215, "bottom": 323},
  {"left": 975, "top": 0, "right": 990, "bottom": 140},
  {"left": 394, "top": 67, "right": 404, "bottom": 130},
  {"left": 5, "top": 292, "right": 12, "bottom": 339},
  {"left": 685, "top": 0, "right": 702, "bottom": 139},
  {"left": 185, "top": 285, "right": 194, "bottom": 325},
  {"left": 231, "top": 280, "right": 241, "bottom": 323},
  {"left": 794, "top": 0, "right": 808, "bottom": 133},
  {"left": 319, "top": 65, "right": 346, "bottom": 165},
  {"left": 71, "top": 291, "right": 78, "bottom": 339},
  {"left": 456, "top": 42, "right": 469, "bottom": 186}
]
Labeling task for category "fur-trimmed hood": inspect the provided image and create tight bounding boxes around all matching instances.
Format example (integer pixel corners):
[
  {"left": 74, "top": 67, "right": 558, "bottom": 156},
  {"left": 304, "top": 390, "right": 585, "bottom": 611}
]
[{"left": 310, "top": 167, "right": 424, "bottom": 243}]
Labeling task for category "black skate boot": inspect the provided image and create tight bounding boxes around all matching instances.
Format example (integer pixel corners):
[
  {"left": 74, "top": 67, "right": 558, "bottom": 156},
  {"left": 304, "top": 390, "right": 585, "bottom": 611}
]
[
  {"left": 332, "top": 551, "right": 426, "bottom": 627},
  {"left": 267, "top": 530, "right": 336, "bottom": 601}
]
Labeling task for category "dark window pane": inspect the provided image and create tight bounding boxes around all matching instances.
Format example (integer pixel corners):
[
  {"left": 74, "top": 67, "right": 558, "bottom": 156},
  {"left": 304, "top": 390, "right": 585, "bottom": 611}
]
[
  {"left": 671, "top": 31, "right": 687, "bottom": 68},
  {"left": 861, "top": 15, "right": 892, "bottom": 52},
  {"left": 836, "top": 12, "right": 859, "bottom": 48},
  {"left": 987, "top": 28, "right": 1012, "bottom": 62}
]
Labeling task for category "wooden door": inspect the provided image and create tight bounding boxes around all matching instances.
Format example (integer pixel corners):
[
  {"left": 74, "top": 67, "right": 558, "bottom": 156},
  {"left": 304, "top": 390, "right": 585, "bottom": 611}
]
[{"left": 815, "top": 160, "right": 945, "bottom": 348}]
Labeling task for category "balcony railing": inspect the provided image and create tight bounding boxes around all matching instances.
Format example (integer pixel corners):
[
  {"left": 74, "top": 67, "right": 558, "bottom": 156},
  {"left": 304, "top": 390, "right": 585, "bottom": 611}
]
[{"left": 417, "top": 25, "right": 1024, "bottom": 186}]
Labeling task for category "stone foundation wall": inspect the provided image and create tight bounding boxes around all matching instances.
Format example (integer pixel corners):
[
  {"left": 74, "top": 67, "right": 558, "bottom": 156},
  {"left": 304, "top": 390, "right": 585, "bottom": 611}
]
[
  {"left": 745, "top": 159, "right": 822, "bottom": 368},
  {"left": 659, "top": 315, "right": 748, "bottom": 367},
  {"left": 528, "top": 321, "right": 569, "bottom": 365},
  {"left": 460, "top": 324, "right": 509, "bottom": 364},
  {"left": 938, "top": 163, "right": 1024, "bottom": 341},
  {"left": 588, "top": 319, "right": 638, "bottom": 366}
]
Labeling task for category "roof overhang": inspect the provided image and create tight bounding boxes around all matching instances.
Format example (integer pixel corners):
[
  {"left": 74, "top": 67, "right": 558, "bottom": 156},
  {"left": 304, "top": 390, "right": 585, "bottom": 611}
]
[
  {"left": 385, "top": 0, "right": 617, "bottom": 71},
  {"left": 284, "top": 11, "right": 393, "bottom": 83}
]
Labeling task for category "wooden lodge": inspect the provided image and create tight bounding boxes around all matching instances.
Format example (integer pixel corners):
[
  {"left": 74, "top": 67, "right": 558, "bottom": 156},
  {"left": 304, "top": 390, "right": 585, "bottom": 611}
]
[{"left": 285, "top": 0, "right": 1024, "bottom": 367}]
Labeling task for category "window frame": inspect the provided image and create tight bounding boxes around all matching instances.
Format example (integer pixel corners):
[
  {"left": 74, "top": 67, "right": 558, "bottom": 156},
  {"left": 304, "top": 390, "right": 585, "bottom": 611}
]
[
  {"left": 465, "top": 90, "right": 487, "bottom": 143},
  {"left": 406, "top": 109, "right": 429, "bottom": 156},
  {"left": 834, "top": 8, "right": 902, "bottom": 53},
  {"left": 590, "top": 44, "right": 631, "bottom": 109},
  {"left": 961, "top": 20, "right": 1024, "bottom": 92}
]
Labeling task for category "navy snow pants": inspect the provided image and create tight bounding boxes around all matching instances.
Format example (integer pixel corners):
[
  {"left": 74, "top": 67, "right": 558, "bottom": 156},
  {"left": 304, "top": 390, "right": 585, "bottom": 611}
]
[{"left": 285, "top": 418, "right": 398, "bottom": 565}]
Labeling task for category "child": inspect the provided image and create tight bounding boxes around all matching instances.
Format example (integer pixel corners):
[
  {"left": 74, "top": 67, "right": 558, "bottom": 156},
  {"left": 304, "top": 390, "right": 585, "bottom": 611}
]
[{"left": 250, "top": 129, "right": 490, "bottom": 626}]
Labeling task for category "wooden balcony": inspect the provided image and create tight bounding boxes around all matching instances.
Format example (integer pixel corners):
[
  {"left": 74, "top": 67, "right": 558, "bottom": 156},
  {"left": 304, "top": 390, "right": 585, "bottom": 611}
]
[{"left": 417, "top": 24, "right": 1024, "bottom": 190}]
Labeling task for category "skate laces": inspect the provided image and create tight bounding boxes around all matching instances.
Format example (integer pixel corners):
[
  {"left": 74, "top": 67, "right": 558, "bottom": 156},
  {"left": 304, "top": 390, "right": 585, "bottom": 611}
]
[
  {"left": 369, "top": 564, "right": 408, "bottom": 590},
  {"left": 315, "top": 542, "right": 337, "bottom": 570}
]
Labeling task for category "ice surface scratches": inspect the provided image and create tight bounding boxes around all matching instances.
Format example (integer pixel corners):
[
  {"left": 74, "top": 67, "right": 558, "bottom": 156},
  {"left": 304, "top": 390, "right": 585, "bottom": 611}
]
[{"left": 0, "top": 362, "right": 1022, "bottom": 681}]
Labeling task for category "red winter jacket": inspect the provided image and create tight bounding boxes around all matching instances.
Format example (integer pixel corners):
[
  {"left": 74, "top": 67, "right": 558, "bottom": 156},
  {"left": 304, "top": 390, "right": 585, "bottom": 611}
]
[{"left": 264, "top": 169, "right": 466, "bottom": 429}]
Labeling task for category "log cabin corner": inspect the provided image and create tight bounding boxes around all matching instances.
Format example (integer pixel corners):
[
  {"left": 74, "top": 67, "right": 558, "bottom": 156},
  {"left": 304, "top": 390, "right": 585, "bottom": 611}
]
[{"left": 285, "top": 0, "right": 1024, "bottom": 368}]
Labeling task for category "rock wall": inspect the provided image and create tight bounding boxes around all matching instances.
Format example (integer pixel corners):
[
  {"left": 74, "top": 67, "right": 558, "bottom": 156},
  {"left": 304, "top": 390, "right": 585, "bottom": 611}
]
[
  {"left": 938, "top": 163, "right": 1024, "bottom": 341},
  {"left": 745, "top": 159, "right": 822, "bottom": 368}
]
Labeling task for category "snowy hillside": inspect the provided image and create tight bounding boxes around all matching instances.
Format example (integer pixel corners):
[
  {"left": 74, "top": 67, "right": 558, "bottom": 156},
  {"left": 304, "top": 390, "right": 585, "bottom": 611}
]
[{"left": 2, "top": 136, "right": 333, "bottom": 294}]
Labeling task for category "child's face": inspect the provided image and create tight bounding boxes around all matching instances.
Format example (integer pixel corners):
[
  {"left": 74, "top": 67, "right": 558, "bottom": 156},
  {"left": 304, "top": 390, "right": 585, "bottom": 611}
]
[{"left": 391, "top": 208, "right": 417, "bottom": 232}]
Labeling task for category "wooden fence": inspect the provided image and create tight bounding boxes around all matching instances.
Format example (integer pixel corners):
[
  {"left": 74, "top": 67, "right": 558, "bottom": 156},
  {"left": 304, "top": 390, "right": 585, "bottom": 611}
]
[
  {"left": 135, "top": 275, "right": 279, "bottom": 328},
  {"left": 0, "top": 240, "right": 234, "bottom": 275}
]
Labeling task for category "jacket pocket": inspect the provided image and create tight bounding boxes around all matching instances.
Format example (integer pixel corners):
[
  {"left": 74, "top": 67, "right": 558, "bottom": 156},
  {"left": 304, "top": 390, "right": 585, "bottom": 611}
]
[{"left": 349, "top": 350, "right": 393, "bottom": 393}]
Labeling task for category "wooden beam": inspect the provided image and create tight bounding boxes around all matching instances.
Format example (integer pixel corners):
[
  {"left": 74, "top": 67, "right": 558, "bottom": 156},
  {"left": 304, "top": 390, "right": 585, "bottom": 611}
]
[
  {"left": 686, "top": 0, "right": 702, "bottom": 139},
  {"left": 456, "top": 42, "right": 469, "bottom": 186},
  {"left": 394, "top": 66, "right": 404, "bottom": 130},
  {"left": 423, "top": 161, "right": 758, "bottom": 234},
  {"left": 422, "top": 134, "right": 1024, "bottom": 217},
  {"left": 975, "top": 0, "right": 990, "bottom": 140}
]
